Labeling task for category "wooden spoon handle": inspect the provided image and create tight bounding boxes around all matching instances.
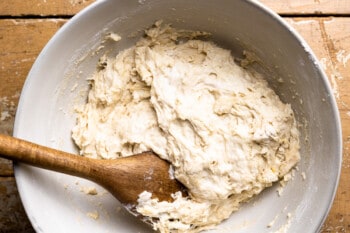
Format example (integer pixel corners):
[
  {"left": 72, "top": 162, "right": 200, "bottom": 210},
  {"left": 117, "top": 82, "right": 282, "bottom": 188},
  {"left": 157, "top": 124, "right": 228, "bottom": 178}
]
[
  {"left": 0, "top": 134, "right": 186, "bottom": 205},
  {"left": 0, "top": 134, "right": 92, "bottom": 178}
]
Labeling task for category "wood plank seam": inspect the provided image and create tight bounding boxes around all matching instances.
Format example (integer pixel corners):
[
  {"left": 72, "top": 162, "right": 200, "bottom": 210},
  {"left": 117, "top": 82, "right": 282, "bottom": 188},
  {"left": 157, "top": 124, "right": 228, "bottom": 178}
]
[
  {"left": 0, "top": 15, "right": 72, "bottom": 19},
  {"left": 280, "top": 13, "right": 350, "bottom": 17}
]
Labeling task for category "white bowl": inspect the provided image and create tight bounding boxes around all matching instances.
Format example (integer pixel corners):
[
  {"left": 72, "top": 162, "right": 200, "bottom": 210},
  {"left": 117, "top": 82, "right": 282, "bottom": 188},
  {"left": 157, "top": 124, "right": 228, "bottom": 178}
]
[{"left": 14, "top": 0, "right": 342, "bottom": 232}]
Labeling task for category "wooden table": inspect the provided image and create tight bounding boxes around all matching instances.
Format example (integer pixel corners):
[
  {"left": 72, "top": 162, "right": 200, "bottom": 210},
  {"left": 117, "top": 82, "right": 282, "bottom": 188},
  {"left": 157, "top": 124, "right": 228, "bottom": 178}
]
[{"left": 0, "top": 1, "right": 349, "bottom": 232}]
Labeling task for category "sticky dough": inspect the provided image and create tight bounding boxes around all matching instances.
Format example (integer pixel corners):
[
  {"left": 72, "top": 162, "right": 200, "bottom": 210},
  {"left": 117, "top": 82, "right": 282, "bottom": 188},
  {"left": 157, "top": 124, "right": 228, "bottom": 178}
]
[{"left": 72, "top": 21, "right": 300, "bottom": 233}]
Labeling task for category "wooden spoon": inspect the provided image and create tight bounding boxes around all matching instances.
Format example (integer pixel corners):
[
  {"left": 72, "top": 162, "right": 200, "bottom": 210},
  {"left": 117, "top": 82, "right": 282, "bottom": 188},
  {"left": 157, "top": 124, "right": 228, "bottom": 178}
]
[{"left": 0, "top": 134, "right": 186, "bottom": 216}]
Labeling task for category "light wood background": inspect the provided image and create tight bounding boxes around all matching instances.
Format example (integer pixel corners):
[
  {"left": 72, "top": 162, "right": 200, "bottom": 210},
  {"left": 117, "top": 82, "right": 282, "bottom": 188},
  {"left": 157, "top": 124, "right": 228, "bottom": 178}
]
[{"left": 0, "top": 0, "right": 349, "bottom": 232}]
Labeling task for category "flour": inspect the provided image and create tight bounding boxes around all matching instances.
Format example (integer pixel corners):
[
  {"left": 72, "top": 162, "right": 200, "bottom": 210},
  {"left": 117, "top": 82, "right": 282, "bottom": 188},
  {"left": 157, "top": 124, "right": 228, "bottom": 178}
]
[{"left": 72, "top": 21, "right": 300, "bottom": 232}]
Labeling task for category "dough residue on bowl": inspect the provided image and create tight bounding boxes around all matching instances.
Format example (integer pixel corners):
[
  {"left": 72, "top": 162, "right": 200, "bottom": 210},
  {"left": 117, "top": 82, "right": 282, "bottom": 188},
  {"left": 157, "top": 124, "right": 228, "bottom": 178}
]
[{"left": 72, "top": 21, "right": 300, "bottom": 233}]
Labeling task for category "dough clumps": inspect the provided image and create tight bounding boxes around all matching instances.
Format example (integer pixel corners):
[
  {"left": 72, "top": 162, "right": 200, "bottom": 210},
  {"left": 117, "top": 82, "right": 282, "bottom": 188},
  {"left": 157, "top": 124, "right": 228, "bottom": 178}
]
[{"left": 72, "top": 21, "right": 300, "bottom": 233}]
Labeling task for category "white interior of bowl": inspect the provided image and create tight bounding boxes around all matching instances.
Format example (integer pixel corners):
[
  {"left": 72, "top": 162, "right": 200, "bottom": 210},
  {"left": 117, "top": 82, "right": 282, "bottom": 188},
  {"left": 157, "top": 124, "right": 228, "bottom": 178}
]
[{"left": 13, "top": 0, "right": 341, "bottom": 232}]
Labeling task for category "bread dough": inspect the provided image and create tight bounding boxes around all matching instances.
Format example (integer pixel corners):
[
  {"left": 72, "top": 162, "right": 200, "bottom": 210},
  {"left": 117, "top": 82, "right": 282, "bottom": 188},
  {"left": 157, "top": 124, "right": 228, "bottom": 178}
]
[{"left": 72, "top": 21, "right": 300, "bottom": 233}]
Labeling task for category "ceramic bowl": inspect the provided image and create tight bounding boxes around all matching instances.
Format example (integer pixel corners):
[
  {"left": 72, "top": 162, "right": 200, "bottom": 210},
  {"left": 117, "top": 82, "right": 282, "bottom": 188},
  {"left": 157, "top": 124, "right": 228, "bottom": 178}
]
[{"left": 14, "top": 0, "right": 341, "bottom": 232}]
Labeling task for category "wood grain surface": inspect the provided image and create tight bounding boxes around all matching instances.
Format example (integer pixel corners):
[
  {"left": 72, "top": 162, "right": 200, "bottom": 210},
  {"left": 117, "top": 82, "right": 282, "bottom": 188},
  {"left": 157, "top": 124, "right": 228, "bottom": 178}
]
[
  {"left": 0, "top": 1, "right": 349, "bottom": 232},
  {"left": 261, "top": 0, "right": 350, "bottom": 15},
  {"left": 0, "top": 0, "right": 95, "bottom": 16}
]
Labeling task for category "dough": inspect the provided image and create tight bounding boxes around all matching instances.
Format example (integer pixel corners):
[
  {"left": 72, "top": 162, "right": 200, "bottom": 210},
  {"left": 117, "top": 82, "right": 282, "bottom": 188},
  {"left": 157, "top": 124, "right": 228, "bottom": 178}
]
[{"left": 72, "top": 21, "right": 300, "bottom": 233}]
